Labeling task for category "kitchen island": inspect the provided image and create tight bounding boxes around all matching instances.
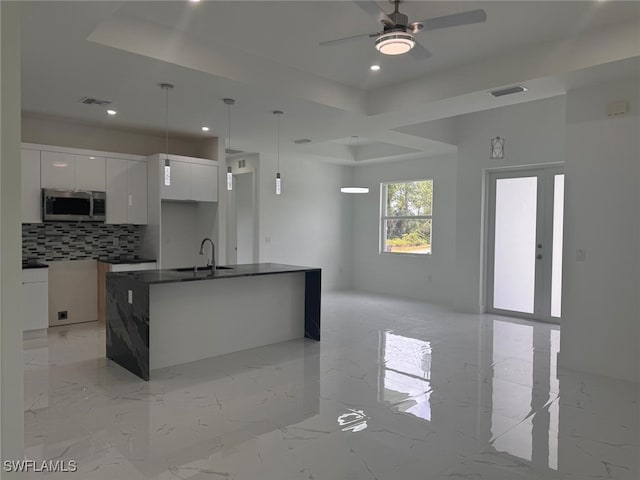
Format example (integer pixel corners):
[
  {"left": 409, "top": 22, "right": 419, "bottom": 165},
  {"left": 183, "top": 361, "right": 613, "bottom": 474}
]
[{"left": 106, "top": 263, "right": 321, "bottom": 380}]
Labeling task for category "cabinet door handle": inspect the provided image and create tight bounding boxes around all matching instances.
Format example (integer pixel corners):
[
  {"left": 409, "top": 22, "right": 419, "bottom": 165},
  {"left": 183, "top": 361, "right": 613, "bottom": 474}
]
[
  {"left": 536, "top": 254, "right": 542, "bottom": 259},
  {"left": 128, "top": 194, "right": 133, "bottom": 207}
]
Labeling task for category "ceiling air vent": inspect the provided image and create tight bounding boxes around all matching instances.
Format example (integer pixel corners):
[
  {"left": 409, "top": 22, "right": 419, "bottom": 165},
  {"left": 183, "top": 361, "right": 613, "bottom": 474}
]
[
  {"left": 294, "top": 138, "right": 311, "bottom": 144},
  {"left": 489, "top": 85, "right": 528, "bottom": 98},
  {"left": 80, "top": 97, "right": 112, "bottom": 106},
  {"left": 225, "top": 148, "right": 244, "bottom": 155}
]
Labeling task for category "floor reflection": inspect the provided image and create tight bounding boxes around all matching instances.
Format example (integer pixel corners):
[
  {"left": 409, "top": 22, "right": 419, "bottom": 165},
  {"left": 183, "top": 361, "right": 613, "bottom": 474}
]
[
  {"left": 379, "top": 331, "right": 432, "bottom": 421},
  {"left": 22, "top": 292, "right": 638, "bottom": 479}
]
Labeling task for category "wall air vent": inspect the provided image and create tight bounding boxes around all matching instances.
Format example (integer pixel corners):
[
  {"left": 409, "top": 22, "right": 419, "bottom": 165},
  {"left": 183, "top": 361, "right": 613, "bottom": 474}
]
[
  {"left": 80, "top": 97, "right": 112, "bottom": 106},
  {"left": 294, "top": 138, "right": 311, "bottom": 144},
  {"left": 489, "top": 85, "right": 528, "bottom": 98}
]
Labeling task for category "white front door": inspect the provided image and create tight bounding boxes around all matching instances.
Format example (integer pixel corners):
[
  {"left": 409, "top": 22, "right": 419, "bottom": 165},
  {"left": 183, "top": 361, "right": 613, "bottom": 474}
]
[{"left": 487, "top": 166, "right": 565, "bottom": 323}]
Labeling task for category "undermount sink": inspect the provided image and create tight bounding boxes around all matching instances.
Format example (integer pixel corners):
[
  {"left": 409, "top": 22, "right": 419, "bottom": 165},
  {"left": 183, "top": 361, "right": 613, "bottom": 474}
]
[{"left": 173, "top": 265, "right": 234, "bottom": 272}]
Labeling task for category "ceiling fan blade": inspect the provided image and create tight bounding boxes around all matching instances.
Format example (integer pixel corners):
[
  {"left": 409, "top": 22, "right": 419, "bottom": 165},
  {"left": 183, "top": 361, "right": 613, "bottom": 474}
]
[
  {"left": 409, "top": 42, "right": 432, "bottom": 60},
  {"left": 410, "top": 9, "right": 487, "bottom": 33},
  {"left": 319, "top": 32, "right": 379, "bottom": 47},
  {"left": 354, "top": 1, "right": 395, "bottom": 27}
]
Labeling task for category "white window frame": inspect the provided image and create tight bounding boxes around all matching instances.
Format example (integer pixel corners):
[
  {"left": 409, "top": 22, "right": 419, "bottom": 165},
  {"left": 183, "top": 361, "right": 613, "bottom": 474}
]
[{"left": 380, "top": 179, "right": 433, "bottom": 256}]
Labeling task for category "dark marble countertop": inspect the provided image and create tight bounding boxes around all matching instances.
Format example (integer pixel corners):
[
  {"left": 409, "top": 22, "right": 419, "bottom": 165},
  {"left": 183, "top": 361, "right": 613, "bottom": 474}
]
[
  {"left": 98, "top": 257, "right": 157, "bottom": 265},
  {"left": 107, "top": 263, "right": 320, "bottom": 285},
  {"left": 22, "top": 261, "right": 49, "bottom": 269}
]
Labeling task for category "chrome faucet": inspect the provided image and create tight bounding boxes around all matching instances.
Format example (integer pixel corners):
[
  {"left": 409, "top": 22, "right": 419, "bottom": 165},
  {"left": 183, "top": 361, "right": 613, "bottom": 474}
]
[{"left": 198, "top": 238, "right": 216, "bottom": 270}]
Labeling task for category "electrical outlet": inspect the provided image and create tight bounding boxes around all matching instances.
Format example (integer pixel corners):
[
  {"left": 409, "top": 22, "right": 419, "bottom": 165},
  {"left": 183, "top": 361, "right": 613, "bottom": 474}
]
[
  {"left": 113, "top": 237, "right": 119, "bottom": 247},
  {"left": 127, "top": 290, "right": 133, "bottom": 304},
  {"left": 57, "top": 310, "right": 68, "bottom": 321}
]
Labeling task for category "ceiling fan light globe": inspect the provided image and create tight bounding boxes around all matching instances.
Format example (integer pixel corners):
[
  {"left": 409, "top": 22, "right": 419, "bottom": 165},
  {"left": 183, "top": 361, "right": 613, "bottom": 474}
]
[{"left": 375, "top": 32, "right": 415, "bottom": 55}]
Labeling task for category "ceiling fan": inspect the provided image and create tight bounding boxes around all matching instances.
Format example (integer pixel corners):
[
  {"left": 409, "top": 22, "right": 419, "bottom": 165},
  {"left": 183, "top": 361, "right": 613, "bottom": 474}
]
[{"left": 320, "top": 0, "right": 487, "bottom": 59}]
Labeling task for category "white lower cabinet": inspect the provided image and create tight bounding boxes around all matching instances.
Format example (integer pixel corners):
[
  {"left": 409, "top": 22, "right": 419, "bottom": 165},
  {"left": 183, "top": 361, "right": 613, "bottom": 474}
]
[{"left": 22, "top": 268, "right": 49, "bottom": 331}]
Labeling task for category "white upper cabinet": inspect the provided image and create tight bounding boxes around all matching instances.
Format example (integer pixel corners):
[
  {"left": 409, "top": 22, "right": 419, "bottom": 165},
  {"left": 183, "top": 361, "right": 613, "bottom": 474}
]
[
  {"left": 74, "top": 155, "right": 105, "bottom": 191},
  {"left": 106, "top": 158, "right": 147, "bottom": 225},
  {"left": 41, "top": 151, "right": 75, "bottom": 189},
  {"left": 158, "top": 156, "right": 218, "bottom": 202},
  {"left": 41, "top": 151, "right": 106, "bottom": 191},
  {"left": 190, "top": 163, "right": 218, "bottom": 202},
  {"left": 105, "top": 158, "right": 128, "bottom": 224},
  {"left": 161, "top": 160, "right": 190, "bottom": 201},
  {"left": 21, "top": 149, "right": 42, "bottom": 223},
  {"left": 127, "top": 160, "right": 148, "bottom": 224}
]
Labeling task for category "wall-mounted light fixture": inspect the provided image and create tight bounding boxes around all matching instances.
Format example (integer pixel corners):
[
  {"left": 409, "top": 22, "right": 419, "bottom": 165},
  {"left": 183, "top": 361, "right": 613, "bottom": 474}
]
[{"left": 490, "top": 135, "right": 505, "bottom": 159}]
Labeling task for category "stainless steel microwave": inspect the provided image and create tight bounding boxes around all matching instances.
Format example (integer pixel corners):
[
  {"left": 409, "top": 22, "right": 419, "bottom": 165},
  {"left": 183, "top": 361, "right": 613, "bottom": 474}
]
[{"left": 42, "top": 189, "right": 106, "bottom": 222}]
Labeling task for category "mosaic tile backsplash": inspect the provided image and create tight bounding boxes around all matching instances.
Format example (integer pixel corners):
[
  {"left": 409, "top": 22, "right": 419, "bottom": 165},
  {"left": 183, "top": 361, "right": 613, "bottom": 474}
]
[{"left": 22, "top": 223, "right": 144, "bottom": 262}]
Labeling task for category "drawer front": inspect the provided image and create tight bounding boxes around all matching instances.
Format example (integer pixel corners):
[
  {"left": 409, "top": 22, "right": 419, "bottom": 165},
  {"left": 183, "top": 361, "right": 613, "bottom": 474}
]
[
  {"left": 111, "top": 262, "right": 157, "bottom": 273},
  {"left": 22, "top": 268, "right": 49, "bottom": 284}
]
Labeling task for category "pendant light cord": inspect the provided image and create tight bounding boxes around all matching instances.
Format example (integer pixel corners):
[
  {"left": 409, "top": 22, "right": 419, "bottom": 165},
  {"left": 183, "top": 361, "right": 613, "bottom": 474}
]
[
  {"left": 228, "top": 103, "right": 231, "bottom": 153},
  {"left": 165, "top": 86, "right": 169, "bottom": 158},
  {"left": 276, "top": 112, "right": 280, "bottom": 173}
]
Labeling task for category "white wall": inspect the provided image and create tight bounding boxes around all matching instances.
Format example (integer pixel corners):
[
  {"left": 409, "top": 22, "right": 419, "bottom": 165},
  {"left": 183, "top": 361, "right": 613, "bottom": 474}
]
[
  {"left": 160, "top": 201, "right": 217, "bottom": 269},
  {"left": 454, "top": 96, "right": 566, "bottom": 312},
  {"left": 0, "top": 1, "right": 25, "bottom": 468},
  {"left": 351, "top": 154, "right": 458, "bottom": 305},
  {"left": 560, "top": 79, "right": 639, "bottom": 383},
  {"left": 22, "top": 114, "right": 218, "bottom": 159},
  {"left": 257, "top": 153, "right": 352, "bottom": 291}
]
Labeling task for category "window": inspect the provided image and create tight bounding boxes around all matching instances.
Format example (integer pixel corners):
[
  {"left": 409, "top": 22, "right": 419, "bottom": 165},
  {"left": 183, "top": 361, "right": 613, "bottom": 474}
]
[{"left": 381, "top": 179, "right": 433, "bottom": 255}]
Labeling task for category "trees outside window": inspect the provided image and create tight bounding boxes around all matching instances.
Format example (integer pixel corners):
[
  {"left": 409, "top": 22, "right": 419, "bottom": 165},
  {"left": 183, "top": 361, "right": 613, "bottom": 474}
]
[{"left": 381, "top": 179, "right": 433, "bottom": 255}]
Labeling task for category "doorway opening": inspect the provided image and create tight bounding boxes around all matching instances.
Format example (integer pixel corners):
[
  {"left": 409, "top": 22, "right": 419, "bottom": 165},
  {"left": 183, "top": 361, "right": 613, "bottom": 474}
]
[{"left": 227, "top": 171, "right": 257, "bottom": 264}]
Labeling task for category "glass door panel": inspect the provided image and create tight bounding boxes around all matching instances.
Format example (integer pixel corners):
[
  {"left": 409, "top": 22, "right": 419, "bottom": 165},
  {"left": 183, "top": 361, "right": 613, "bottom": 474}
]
[
  {"left": 492, "top": 176, "right": 538, "bottom": 314},
  {"left": 550, "top": 175, "right": 565, "bottom": 318}
]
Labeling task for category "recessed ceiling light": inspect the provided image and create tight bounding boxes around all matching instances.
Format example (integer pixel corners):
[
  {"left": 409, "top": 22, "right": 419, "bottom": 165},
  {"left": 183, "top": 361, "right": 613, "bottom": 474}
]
[
  {"left": 189, "top": 0, "right": 201, "bottom": 3},
  {"left": 201, "top": 126, "right": 210, "bottom": 132},
  {"left": 89, "top": 156, "right": 95, "bottom": 160},
  {"left": 370, "top": 64, "right": 381, "bottom": 71},
  {"left": 106, "top": 109, "right": 117, "bottom": 115}
]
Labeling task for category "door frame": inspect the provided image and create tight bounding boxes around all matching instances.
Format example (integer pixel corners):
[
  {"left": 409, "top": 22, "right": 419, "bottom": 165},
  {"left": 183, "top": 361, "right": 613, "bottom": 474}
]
[{"left": 485, "top": 165, "right": 564, "bottom": 324}]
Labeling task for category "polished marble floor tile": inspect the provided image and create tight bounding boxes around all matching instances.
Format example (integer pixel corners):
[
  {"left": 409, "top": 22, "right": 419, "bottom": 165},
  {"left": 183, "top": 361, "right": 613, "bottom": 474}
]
[{"left": 23, "top": 291, "right": 639, "bottom": 479}]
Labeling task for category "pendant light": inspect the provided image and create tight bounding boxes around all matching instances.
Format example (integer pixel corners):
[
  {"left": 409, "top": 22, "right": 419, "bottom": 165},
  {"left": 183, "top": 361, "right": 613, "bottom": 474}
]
[
  {"left": 273, "top": 110, "right": 283, "bottom": 195},
  {"left": 223, "top": 98, "right": 235, "bottom": 191},
  {"left": 161, "top": 83, "right": 174, "bottom": 185},
  {"left": 340, "top": 136, "right": 369, "bottom": 193}
]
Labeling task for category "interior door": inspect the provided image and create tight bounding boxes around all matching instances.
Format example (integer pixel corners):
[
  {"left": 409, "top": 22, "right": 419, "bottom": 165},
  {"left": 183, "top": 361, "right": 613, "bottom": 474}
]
[{"left": 487, "top": 166, "right": 564, "bottom": 323}]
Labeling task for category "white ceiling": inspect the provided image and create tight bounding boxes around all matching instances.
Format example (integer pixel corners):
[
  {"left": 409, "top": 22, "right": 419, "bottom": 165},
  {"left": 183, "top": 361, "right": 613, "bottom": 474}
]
[
  {"left": 20, "top": 1, "right": 640, "bottom": 164},
  {"left": 116, "top": 1, "right": 640, "bottom": 89}
]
